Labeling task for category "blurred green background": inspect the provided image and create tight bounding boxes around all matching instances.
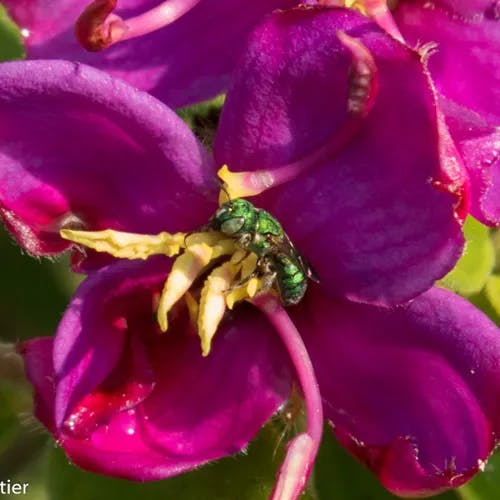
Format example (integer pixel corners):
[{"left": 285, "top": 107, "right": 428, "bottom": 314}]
[{"left": 1, "top": 4, "right": 500, "bottom": 499}]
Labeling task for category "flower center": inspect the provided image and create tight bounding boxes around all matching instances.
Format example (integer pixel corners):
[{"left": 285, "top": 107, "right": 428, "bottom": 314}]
[
  {"left": 61, "top": 168, "right": 316, "bottom": 356},
  {"left": 75, "top": 0, "right": 202, "bottom": 51}
]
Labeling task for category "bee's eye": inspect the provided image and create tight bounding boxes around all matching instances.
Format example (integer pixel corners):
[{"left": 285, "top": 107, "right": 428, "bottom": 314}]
[{"left": 221, "top": 217, "right": 245, "bottom": 235}]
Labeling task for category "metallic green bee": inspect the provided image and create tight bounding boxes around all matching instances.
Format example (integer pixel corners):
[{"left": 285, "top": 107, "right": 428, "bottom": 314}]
[
  {"left": 258, "top": 252, "right": 312, "bottom": 305},
  {"left": 209, "top": 198, "right": 282, "bottom": 255},
  {"left": 209, "top": 198, "right": 318, "bottom": 305}
]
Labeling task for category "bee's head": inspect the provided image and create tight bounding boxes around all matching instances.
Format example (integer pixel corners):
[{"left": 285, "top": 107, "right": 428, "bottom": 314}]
[{"left": 211, "top": 199, "right": 257, "bottom": 235}]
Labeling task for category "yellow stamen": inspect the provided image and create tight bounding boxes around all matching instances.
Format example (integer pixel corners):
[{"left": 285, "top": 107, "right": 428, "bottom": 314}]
[
  {"left": 345, "top": 0, "right": 367, "bottom": 13},
  {"left": 230, "top": 248, "right": 248, "bottom": 265},
  {"left": 60, "top": 228, "right": 186, "bottom": 259},
  {"left": 217, "top": 165, "right": 274, "bottom": 203},
  {"left": 225, "top": 277, "right": 263, "bottom": 309},
  {"left": 157, "top": 242, "right": 213, "bottom": 332},
  {"left": 225, "top": 253, "right": 261, "bottom": 309},
  {"left": 198, "top": 262, "right": 238, "bottom": 356},
  {"left": 60, "top": 213, "right": 269, "bottom": 356},
  {"left": 184, "top": 291, "right": 199, "bottom": 329},
  {"left": 156, "top": 236, "right": 237, "bottom": 332},
  {"left": 225, "top": 287, "right": 248, "bottom": 310},
  {"left": 246, "top": 277, "right": 261, "bottom": 298},
  {"left": 185, "top": 231, "right": 225, "bottom": 247},
  {"left": 211, "top": 238, "right": 238, "bottom": 259},
  {"left": 240, "top": 253, "right": 258, "bottom": 279}
]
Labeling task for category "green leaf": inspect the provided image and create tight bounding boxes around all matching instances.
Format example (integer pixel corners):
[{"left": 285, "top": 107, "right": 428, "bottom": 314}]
[
  {"left": 0, "top": 4, "right": 25, "bottom": 61},
  {"left": 0, "top": 388, "right": 19, "bottom": 451},
  {"left": 457, "top": 451, "right": 500, "bottom": 500},
  {"left": 177, "top": 94, "right": 225, "bottom": 147},
  {"left": 468, "top": 288, "right": 500, "bottom": 325},
  {"left": 47, "top": 425, "right": 313, "bottom": 500},
  {"left": 314, "top": 427, "right": 458, "bottom": 500},
  {"left": 485, "top": 275, "right": 500, "bottom": 317},
  {"left": 0, "top": 226, "right": 76, "bottom": 341},
  {"left": 438, "top": 217, "right": 494, "bottom": 296}
]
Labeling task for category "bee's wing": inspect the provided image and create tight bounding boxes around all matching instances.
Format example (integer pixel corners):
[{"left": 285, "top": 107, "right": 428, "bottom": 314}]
[
  {"left": 272, "top": 232, "right": 320, "bottom": 283},
  {"left": 271, "top": 232, "right": 296, "bottom": 255},
  {"left": 301, "top": 256, "right": 320, "bottom": 283}
]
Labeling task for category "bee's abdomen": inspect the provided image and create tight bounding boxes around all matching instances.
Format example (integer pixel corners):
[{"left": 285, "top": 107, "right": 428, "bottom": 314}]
[{"left": 275, "top": 254, "right": 308, "bottom": 305}]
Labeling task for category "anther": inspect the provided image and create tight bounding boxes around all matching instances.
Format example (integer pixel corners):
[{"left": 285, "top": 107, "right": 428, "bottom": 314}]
[
  {"left": 76, "top": 0, "right": 202, "bottom": 51},
  {"left": 60, "top": 229, "right": 186, "bottom": 259},
  {"left": 75, "top": 0, "right": 127, "bottom": 51},
  {"left": 198, "top": 262, "right": 238, "bottom": 356},
  {"left": 157, "top": 242, "right": 213, "bottom": 332},
  {"left": 337, "top": 31, "right": 379, "bottom": 118}
]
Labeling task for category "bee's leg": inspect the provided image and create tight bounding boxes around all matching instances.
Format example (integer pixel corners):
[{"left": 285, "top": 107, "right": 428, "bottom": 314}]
[
  {"left": 227, "top": 254, "right": 271, "bottom": 292},
  {"left": 260, "top": 271, "right": 277, "bottom": 291},
  {"left": 227, "top": 270, "right": 259, "bottom": 291},
  {"left": 258, "top": 256, "right": 277, "bottom": 291},
  {"left": 236, "top": 232, "right": 253, "bottom": 250}
]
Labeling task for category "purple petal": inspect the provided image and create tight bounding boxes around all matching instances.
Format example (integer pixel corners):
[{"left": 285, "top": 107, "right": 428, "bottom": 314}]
[
  {"left": 52, "top": 257, "right": 164, "bottom": 429},
  {"left": 441, "top": 98, "right": 500, "bottom": 226},
  {"left": 137, "top": 307, "right": 291, "bottom": 463},
  {"left": 4, "top": 0, "right": 299, "bottom": 108},
  {"left": 49, "top": 256, "right": 291, "bottom": 479},
  {"left": 393, "top": 0, "right": 500, "bottom": 226},
  {"left": 18, "top": 337, "right": 56, "bottom": 432},
  {"left": 0, "top": 60, "right": 215, "bottom": 258},
  {"left": 394, "top": 0, "right": 500, "bottom": 121},
  {"left": 295, "top": 286, "right": 500, "bottom": 495},
  {"left": 215, "top": 7, "right": 465, "bottom": 306}
]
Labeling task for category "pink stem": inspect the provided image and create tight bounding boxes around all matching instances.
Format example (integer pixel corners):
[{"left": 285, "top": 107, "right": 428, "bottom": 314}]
[
  {"left": 252, "top": 295, "right": 323, "bottom": 500},
  {"left": 75, "top": 0, "right": 201, "bottom": 51},
  {"left": 119, "top": 0, "right": 202, "bottom": 41}
]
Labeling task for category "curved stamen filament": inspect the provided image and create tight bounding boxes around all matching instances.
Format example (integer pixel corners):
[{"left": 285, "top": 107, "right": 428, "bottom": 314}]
[
  {"left": 119, "top": 0, "right": 202, "bottom": 41},
  {"left": 252, "top": 295, "right": 323, "bottom": 500},
  {"left": 218, "top": 35, "right": 379, "bottom": 200},
  {"left": 76, "top": 0, "right": 202, "bottom": 51},
  {"left": 218, "top": 116, "right": 362, "bottom": 200}
]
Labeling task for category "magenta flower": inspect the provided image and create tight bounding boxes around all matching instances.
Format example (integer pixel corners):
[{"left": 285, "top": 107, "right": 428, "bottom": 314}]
[
  {"left": 359, "top": 0, "right": 500, "bottom": 227},
  {"left": 3, "top": 6, "right": 499, "bottom": 498},
  {"left": 3, "top": 0, "right": 300, "bottom": 107}
]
